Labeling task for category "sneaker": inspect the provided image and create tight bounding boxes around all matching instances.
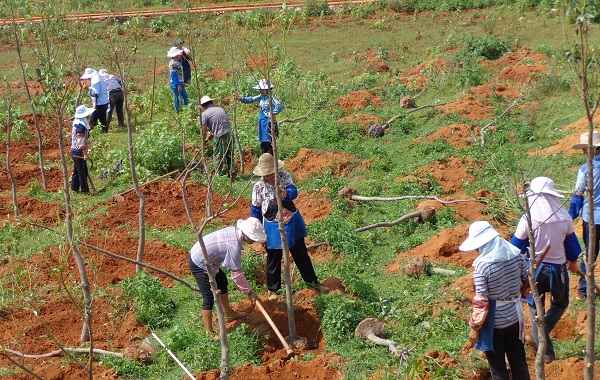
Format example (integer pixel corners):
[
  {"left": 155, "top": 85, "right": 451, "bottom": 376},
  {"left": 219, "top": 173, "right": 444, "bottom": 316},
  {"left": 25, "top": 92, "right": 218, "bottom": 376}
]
[
  {"left": 575, "top": 294, "right": 586, "bottom": 301},
  {"left": 225, "top": 310, "right": 247, "bottom": 322}
]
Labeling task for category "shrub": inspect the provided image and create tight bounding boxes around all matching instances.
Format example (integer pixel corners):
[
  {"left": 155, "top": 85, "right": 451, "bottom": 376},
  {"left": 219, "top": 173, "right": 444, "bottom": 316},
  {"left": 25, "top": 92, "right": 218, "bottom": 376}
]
[
  {"left": 303, "top": 0, "right": 333, "bottom": 17},
  {"left": 313, "top": 293, "right": 364, "bottom": 346},
  {"left": 134, "top": 119, "right": 185, "bottom": 175},
  {"left": 460, "top": 33, "right": 511, "bottom": 61},
  {"left": 121, "top": 270, "right": 176, "bottom": 328}
]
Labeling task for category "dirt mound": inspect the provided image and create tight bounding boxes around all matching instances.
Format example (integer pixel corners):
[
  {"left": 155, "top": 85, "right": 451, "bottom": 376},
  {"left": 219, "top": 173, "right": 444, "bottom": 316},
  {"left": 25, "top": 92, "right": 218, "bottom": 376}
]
[
  {"left": 400, "top": 57, "right": 449, "bottom": 88},
  {"left": 295, "top": 187, "right": 333, "bottom": 222},
  {"left": 529, "top": 112, "right": 600, "bottom": 156},
  {"left": 482, "top": 46, "right": 550, "bottom": 72},
  {"left": 225, "top": 354, "right": 343, "bottom": 379},
  {"left": 338, "top": 113, "right": 381, "bottom": 128},
  {"left": 470, "top": 81, "right": 521, "bottom": 100},
  {"left": 205, "top": 67, "right": 229, "bottom": 80},
  {"left": 97, "top": 181, "right": 251, "bottom": 230},
  {"left": 336, "top": 90, "right": 382, "bottom": 113},
  {"left": 246, "top": 54, "right": 276, "bottom": 71},
  {"left": 441, "top": 96, "right": 493, "bottom": 121},
  {"left": 419, "top": 123, "right": 478, "bottom": 149},
  {"left": 496, "top": 63, "right": 551, "bottom": 83},
  {"left": 285, "top": 148, "right": 358, "bottom": 181},
  {"left": 413, "top": 156, "right": 480, "bottom": 194}
]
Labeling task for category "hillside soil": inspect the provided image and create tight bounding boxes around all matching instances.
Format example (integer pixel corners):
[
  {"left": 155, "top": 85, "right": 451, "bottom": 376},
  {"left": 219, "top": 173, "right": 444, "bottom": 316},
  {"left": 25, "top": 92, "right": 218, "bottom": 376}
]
[{"left": 0, "top": 15, "right": 599, "bottom": 380}]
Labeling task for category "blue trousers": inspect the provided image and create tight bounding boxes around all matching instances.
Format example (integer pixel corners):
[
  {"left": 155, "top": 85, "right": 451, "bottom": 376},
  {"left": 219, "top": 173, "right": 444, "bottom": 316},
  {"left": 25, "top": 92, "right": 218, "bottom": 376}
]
[
  {"left": 170, "top": 84, "right": 189, "bottom": 113},
  {"left": 580, "top": 221, "right": 600, "bottom": 297}
]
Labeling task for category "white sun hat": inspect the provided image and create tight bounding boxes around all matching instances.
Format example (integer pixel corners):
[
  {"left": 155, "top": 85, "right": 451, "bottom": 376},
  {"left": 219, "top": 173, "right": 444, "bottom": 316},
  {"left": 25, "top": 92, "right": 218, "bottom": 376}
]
[
  {"left": 167, "top": 47, "right": 182, "bottom": 58},
  {"left": 528, "top": 176, "right": 563, "bottom": 198},
  {"left": 74, "top": 104, "right": 95, "bottom": 118},
  {"left": 252, "top": 153, "right": 284, "bottom": 176},
  {"left": 236, "top": 217, "right": 266, "bottom": 242},
  {"left": 80, "top": 67, "right": 97, "bottom": 79},
  {"left": 572, "top": 131, "right": 600, "bottom": 149},
  {"left": 252, "top": 78, "right": 274, "bottom": 90},
  {"left": 200, "top": 96, "right": 215, "bottom": 105},
  {"left": 459, "top": 221, "right": 500, "bottom": 252}
]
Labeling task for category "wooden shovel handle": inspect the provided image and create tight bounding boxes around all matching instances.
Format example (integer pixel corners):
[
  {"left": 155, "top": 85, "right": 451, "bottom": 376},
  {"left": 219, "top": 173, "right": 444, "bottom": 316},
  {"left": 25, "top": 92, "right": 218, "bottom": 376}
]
[
  {"left": 534, "top": 245, "right": 551, "bottom": 272},
  {"left": 255, "top": 300, "right": 293, "bottom": 355}
]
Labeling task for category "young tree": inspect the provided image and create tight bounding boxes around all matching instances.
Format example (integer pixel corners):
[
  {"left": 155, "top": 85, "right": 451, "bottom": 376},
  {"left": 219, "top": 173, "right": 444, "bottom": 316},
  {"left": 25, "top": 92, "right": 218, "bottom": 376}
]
[{"left": 564, "top": 2, "right": 600, "bottom": 378}]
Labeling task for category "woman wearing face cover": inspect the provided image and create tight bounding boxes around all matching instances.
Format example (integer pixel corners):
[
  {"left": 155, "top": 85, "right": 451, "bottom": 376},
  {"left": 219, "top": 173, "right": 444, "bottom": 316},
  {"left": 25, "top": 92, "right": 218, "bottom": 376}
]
[
  {"left": 250, "top": 153, "right": 328, "bottom": 299},
  {"left": 459, "top": 221, "right": 530, "bottom": 380},
  {"left": 70, "top": 105, "right": 94, "bottom": 193}
]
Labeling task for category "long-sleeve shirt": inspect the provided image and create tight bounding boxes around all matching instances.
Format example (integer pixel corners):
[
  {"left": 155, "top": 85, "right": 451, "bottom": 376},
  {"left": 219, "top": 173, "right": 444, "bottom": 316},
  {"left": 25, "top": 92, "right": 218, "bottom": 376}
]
[
  {"left": 240, "top": 94, "right": 283, "bottom": 117},
  {"left": 473, "top": 255, "right": 528, "bottom": 328},
  {"left": 101, "top": 73, "right": 123, "bottom": 93},
  {"left": 169, "top": 59, "right": 184, "bottom": 86},
  {"left": 574, "top": 155, "right": 600, "bottom": 224},
  {"left": 89, "top": 74, "right": 109, "bottom": 106},
  {"left": 189, "top": 226, "right": 251, "bottom": 294},
  {"left": 513, "top": 218, "right": 578, "bottom": 264}
]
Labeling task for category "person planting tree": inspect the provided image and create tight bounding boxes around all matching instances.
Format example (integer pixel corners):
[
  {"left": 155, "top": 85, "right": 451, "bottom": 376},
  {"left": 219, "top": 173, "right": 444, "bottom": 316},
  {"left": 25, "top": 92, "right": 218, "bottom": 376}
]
[
  {"left": 188, "top": 217, "right": 266, "bottom": 338},
  {"left": 460, "top": 221, "right": 530, "bottom": 380},
  {"left": 510, "top": 176, "right": 581, "bottom": 364},
  {"left": 200, "top": 95, "right": 235, "bottom": 178},
  {"left": 568, "top": 131, "right": 600, "bottom": 300},
  {"left": 250, "top": 153, "right": 329, "bottom": 299},
  {"left": 167, "top": 47, "right": 189, "bottom": 113},
  {"left": 70, "top": 105, "right": 94, "bottom": 194},
  {"left": 237, "top": 78, "right": 283, "bottom": 155}
]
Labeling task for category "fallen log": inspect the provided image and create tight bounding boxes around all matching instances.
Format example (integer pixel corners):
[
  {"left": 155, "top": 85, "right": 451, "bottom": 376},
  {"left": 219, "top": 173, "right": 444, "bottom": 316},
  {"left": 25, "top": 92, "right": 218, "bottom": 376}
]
[
  {"left": 355, "top": 318, "right": 399, "bottom": 357},
  {"left": 382, "top": 101, "right": 449, "bottom": 130},
  {"left": 404, "top": 258, "right": 456, "bottom": 278},
  {"left": 355, "top": 206, "right": 435, "bottom": 232}
]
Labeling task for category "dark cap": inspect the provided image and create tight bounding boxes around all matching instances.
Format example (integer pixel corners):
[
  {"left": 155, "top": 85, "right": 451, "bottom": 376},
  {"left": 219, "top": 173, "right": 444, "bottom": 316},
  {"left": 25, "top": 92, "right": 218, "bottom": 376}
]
[
  {"left": 174, "top": 39, "right": 184, "bottom": 45},
  {"left": 75, "top": 125, "right": 86, "bottom": 134}
]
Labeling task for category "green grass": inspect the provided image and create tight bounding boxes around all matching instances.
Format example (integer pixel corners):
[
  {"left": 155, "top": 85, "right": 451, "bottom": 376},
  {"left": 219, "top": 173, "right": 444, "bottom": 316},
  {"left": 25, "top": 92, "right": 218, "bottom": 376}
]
[{"left": 2, "top": 1, "right": 600, "bottom": 379}]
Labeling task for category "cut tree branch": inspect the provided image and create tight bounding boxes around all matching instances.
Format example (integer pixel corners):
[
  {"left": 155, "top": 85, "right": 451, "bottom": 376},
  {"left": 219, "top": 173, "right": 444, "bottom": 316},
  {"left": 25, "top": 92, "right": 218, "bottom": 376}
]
[
  {"left": 356, "top": 207, "right": 435, "bottom": 232},
  {"left": 382, "top": 102, "right": 449, "bottom": 130},
  {"left": 479, "top": 97, "right": 522, "bottom": 147},
  {"left": 2, "top": 347, "right": 123, "bottom": 359},
  {"left": 277, "top": 110, "right": 311, "bottom": 125}
]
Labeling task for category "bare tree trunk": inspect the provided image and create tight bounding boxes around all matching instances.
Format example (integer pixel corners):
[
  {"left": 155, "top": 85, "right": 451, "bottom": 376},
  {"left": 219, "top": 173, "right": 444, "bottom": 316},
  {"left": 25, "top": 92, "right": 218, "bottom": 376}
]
[
  {"left": 9, "top": 9, "right": 47, "bottom": 189},
  {"left": 115, "top": 57, "right": 146, "bottom": 273},
  {"left": 4, "top": 89, "right": 19, "bottom": 219}
]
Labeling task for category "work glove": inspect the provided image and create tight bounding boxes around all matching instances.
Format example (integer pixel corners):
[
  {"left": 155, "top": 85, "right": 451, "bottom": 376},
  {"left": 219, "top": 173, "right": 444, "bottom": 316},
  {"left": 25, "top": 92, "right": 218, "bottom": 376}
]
[{"left": 568, "top": 194, "right": 584, "bottom": 220}]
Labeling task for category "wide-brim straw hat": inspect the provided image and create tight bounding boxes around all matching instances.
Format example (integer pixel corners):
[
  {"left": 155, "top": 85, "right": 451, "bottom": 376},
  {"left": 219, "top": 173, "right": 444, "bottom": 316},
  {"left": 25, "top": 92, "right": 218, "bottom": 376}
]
[
  {"left": 459, "top": 221, "right": 500, "bottom": 251},
  {"left": 572, "top": 131, "right": 600, "bottom": 149},
  {"left": 527, "top": 176, "right": 563, "bottom": 198},
  {"left": 74, "top": 104, "right": 94, "bottom": 118},
  {"left": 167, "top": 47, "right": 182, "bottom": 58},
  {"left": 236, "top": 217, "right": 266, "bottom": 242},
  {"left": 252, "top": 78, "right": 274, "bottom": 90},
  {"left": 200, "top": 95, "right": 215, "bottom": 105},
  {"left": 80, "top": 67, "right": 97, "bottom": 79},
  {"left": 253, "top": 153, "right": 284, "bottom": 176}
]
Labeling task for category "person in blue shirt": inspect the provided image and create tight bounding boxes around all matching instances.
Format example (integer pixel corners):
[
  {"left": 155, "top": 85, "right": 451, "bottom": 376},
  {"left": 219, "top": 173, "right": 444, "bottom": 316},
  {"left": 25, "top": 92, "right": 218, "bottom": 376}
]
[
  {"left": 80, "top": 67, "right": 110, "bottom": 133},
  {"left": 167, "top": 47, "right": 189, "bottom": 113},
  {"left": 237, "top": 78, "right": 283, "bottom": 155},
  {"left": 568, "top": 131, "right": 600, "bottom": 300}
]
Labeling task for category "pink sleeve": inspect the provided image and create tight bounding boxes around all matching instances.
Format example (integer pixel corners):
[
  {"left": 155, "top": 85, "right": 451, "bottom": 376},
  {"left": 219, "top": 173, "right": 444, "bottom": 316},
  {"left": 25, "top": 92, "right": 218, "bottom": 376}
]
[
  {"left": 469, "top": 294, "right": 489, "bottom": 329},
  {"left": 231, "top": 270, "right": 252, "bottom": 294}
]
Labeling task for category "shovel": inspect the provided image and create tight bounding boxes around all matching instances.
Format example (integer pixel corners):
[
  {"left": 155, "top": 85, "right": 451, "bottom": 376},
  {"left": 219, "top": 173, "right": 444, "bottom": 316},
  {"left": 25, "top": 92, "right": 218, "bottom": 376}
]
[
  {"left": 74, "top": 155, "right": 99, "bottom": 195},
  {"left": 255, "top": 300, "right": 294, "bottom": 355}
]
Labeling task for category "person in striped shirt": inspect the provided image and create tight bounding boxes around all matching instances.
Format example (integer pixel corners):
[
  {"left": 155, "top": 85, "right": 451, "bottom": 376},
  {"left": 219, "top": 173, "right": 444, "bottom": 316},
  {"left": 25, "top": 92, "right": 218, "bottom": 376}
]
[
  {"left": 460, "top": 221, "right": 530, "bottom": 380},
  {"left": 189, "top": 217, "right": 266, "bottom": 338},
  {"left": 511, "top": 176, "right": 580, "bottom": 364}
]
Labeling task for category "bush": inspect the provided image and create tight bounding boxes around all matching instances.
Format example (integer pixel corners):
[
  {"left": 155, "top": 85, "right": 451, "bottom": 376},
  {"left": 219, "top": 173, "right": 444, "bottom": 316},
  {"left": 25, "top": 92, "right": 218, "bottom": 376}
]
[
  {"left": 134, "top": 119, "right": 185, "bottom": 175},
  {"left": 121, "top": 270, "right": 176, "bottom": 328},
  {"left": 313, "top": 293, "right": 364, "bottom": 346},
  {"left": 460, "top": 33, "right": 511, "bottom": 61},
  {"left": 303, "top": 0, "right": 333, "bottom": 17}
]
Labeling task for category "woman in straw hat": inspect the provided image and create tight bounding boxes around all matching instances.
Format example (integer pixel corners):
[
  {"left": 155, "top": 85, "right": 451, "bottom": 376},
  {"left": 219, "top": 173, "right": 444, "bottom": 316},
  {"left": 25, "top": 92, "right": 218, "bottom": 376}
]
[
  {"left": 250, "top": 153, "right": 329, "bottom": 299},
  {"left": 236, "top": 78, "right": 283, "bottom": 155},
  {"left": 459, "top": 221, "right": 530, "bottom": 380},
  {"left": 510, "top": 176, "right": 580, "bottom": 364},
  {"left": 70, "top": 105, "right": 95, "bottom": 194},
  {"left": 569, "top": 131, "right": 600, "bottom": 300},
  {"left": 167, "top": 47, "right": 189, "bottom": 113},
  {"left": 189, "top": 217, "right": 266, "bottom": 338}
]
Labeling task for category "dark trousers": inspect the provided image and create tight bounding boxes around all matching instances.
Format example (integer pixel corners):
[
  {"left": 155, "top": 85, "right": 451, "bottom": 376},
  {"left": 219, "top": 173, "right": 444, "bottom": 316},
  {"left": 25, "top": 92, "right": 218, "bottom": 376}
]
[
  {"left": 261, "top": 141, "right": 273, "bottom": 155},
  {"left": 580, "top": 221, "right": 600, "bottom": 296},
  {"left": 485, "top": 323, "right": 530, "bottom": 380},
  {"left": 266, "top": 238, "right": 318, "bottom": 292},
  {"left": 189, "top": 257, "right": 227, "bottom": 310},
  {"left": 71, "top": 151, "right": 89, "bottom": 193},
  {"left": 107, "top": 91, "right": 125, "bottom": 127},
  {"left": 90, "top": 103, "right": 109, "bottom": 133},
  {"left": 528, "top": 263, "right": 569, "bottom": 359}
]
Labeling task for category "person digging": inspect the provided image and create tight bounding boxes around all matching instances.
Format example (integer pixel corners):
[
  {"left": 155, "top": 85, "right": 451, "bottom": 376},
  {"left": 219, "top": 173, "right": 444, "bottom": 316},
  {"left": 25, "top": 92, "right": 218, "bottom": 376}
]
[{"left": 188, "top": 217, "right": 266, "bottom": 338}]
